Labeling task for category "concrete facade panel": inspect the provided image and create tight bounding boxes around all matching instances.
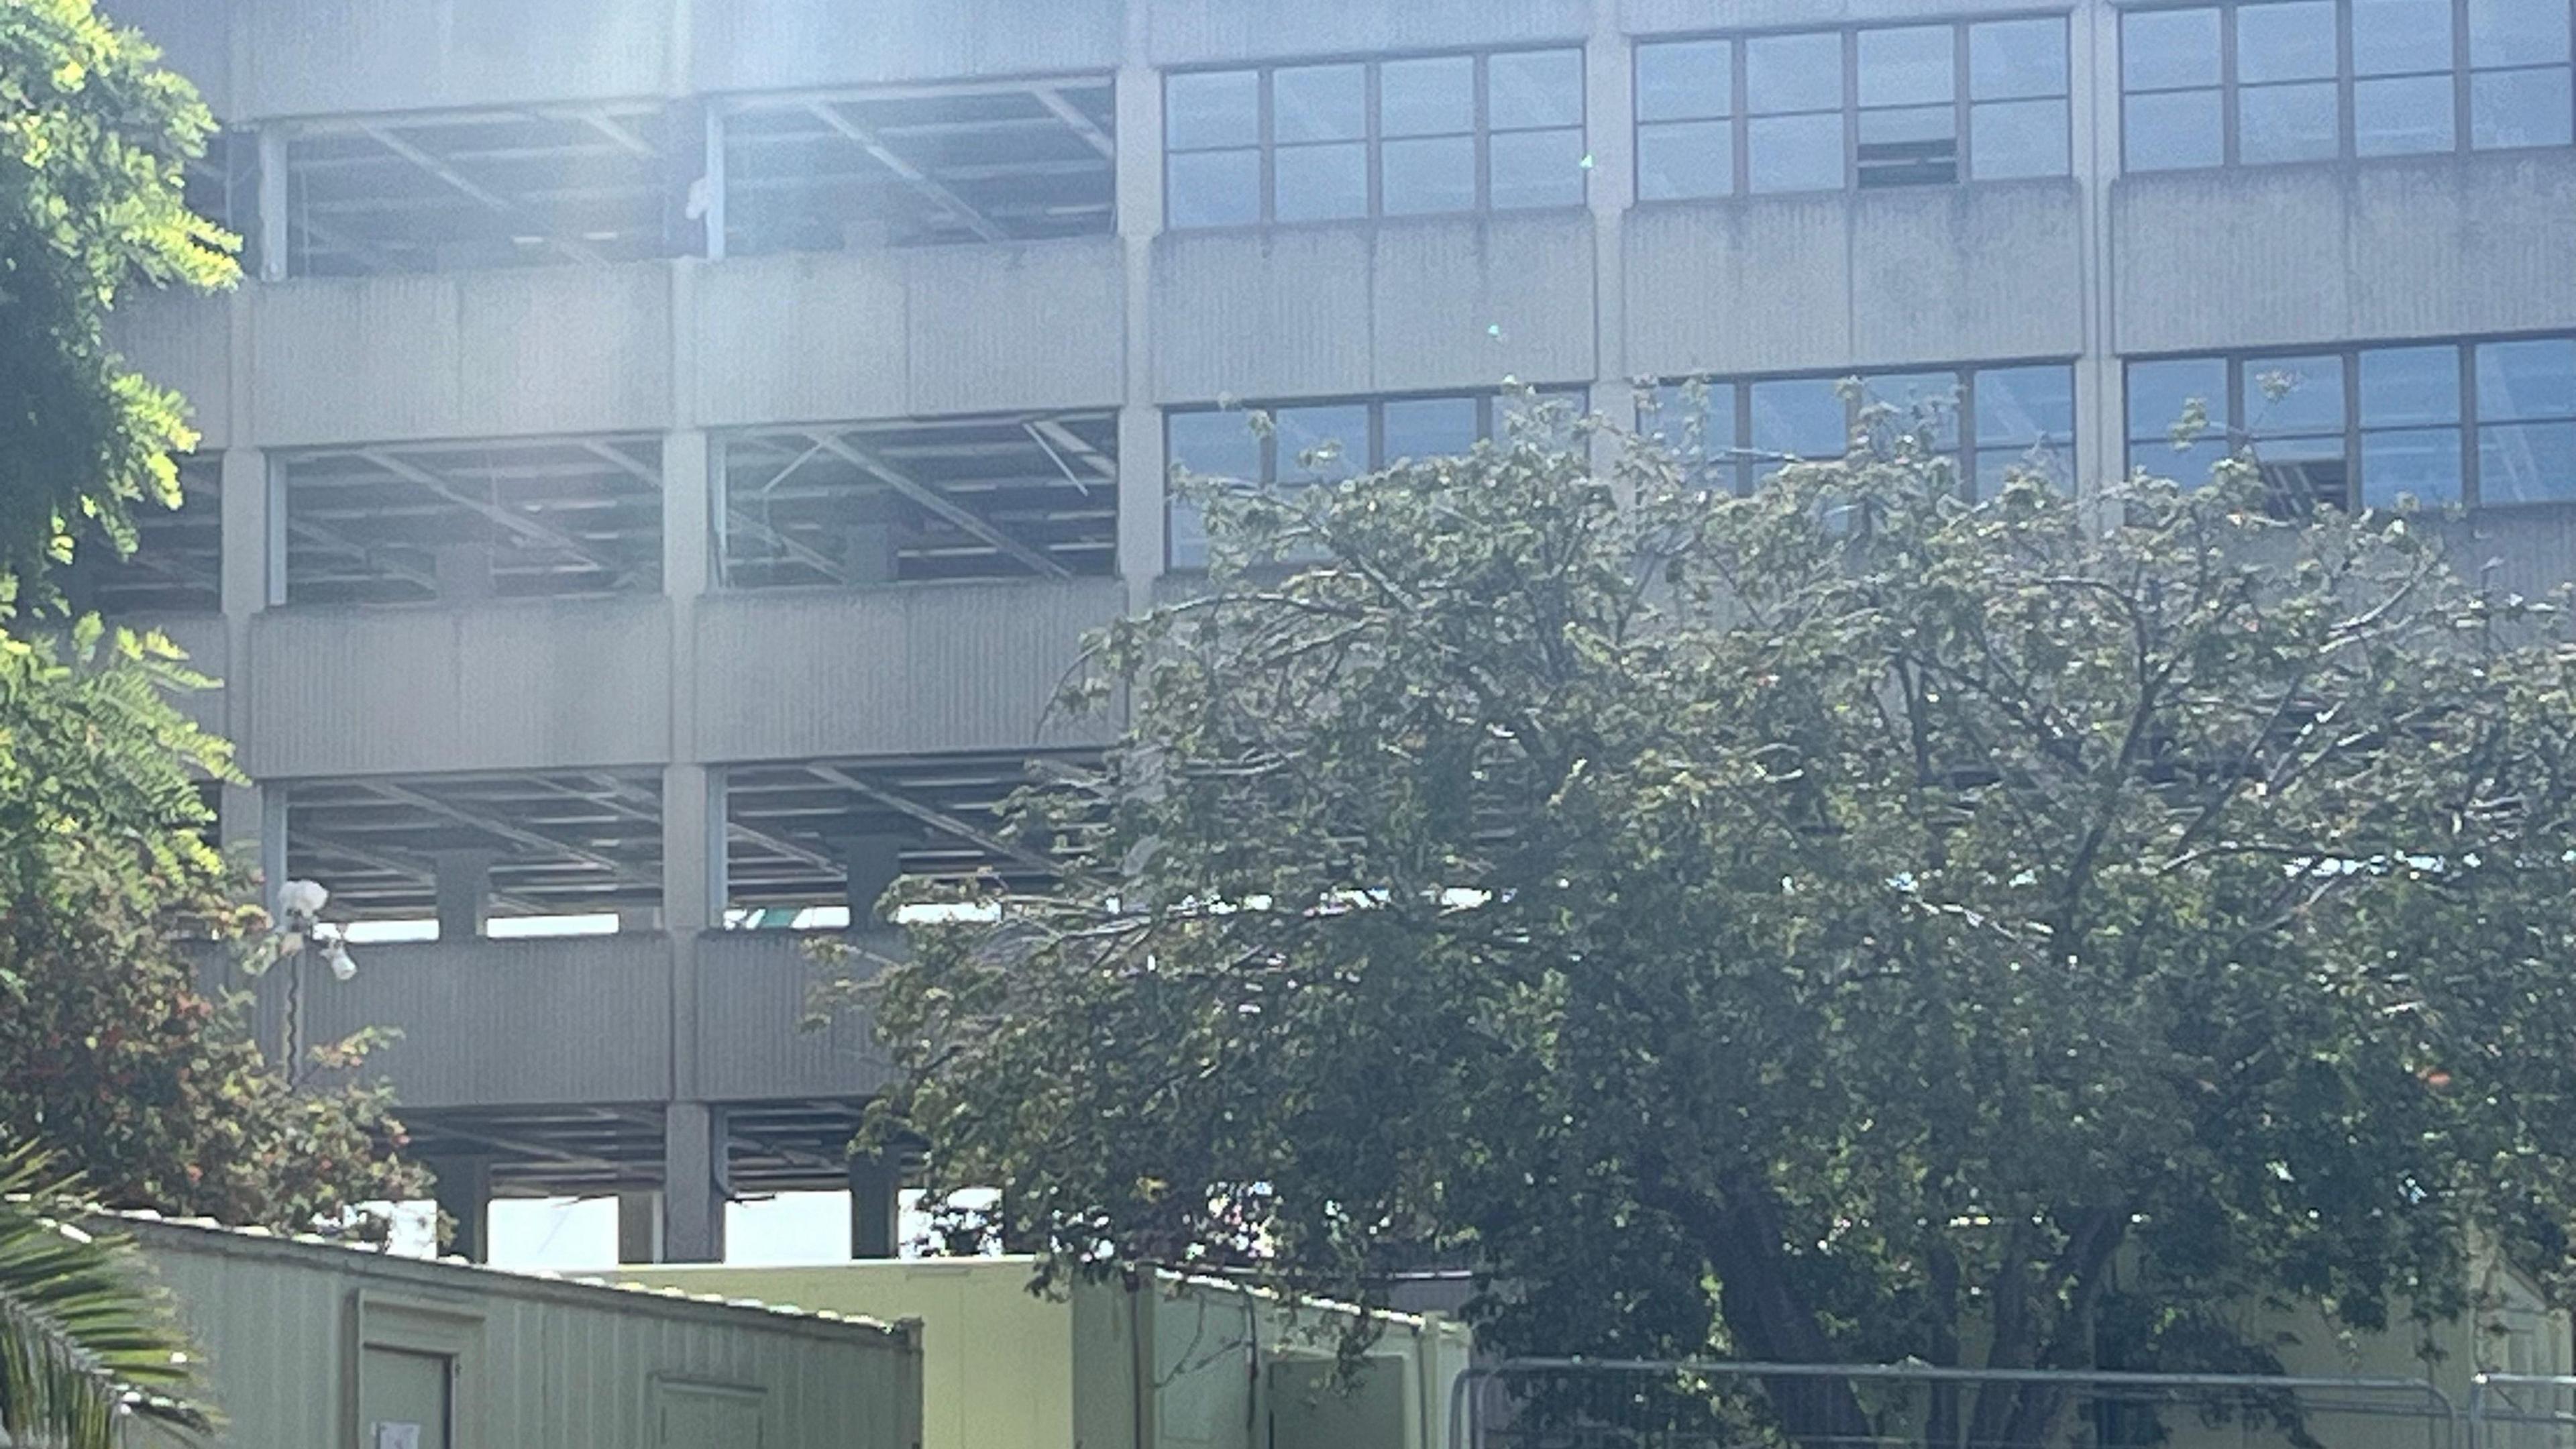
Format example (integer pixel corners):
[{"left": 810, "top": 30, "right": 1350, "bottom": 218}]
[
  {"left": 693, "top": 254, "right": 911, "bottom": 428},
  {"left": 1147, "top": 0, "right": 1590, "bottom": 66},
  {"left": 295, "top": 936, "right": 674, "bottom": 1108},
  {"left": 1152, "top": 228, "right": 1375, "bottom": 401},
  {"left": 249, "top": 278, "right": 464, "bottom": 444},
  {"left": 692, "top": 0, "right": 1122, "bottom": 92},
  {"left": 692, "top": 931, "right": 897, "bottom": 1102},
  {"left": 99, "top": 0, "right": 233, "bottom": 116},
  {"left": 1369, "top": 214, "right": 1599, "bottom": 393},
  {"left": 902, "top": 239, "right": 1128, "bottom": 415},
  {"left": 1623, "top": 0, "right": 2068, "bottom": 36},
  {"left": 693, "top": 581, "right": 1123, "bottom": 763},
  {"left": 237, "top": 0, "right": 669, "bottom": 118},
  {"left": 2113, "top": 153, "right": 2576, "bottom": 356},
  {"left": 1847, "top": 180, "right": 2086, "bottom": 366},
  {"left": 245, "top": 598, "right": 672, "bottom": 777},
  {"left": 1623, "top": 198, "right": 1857, "bottom": 377},
  {"left": 109, "top": 290, "right": 234, "bottom": 451},
  {"left": 455, "top": 265, "right": 676, "bottom": 437}
]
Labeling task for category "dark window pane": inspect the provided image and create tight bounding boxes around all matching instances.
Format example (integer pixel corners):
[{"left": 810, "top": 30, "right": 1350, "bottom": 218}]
[
  {"left": 2243, "top": 354, "right": 2346, "bottom": 434},
  {"left": 2240, "top": 81, "right": 2342, "bottom": 162},
  {"left": 1498, "top": 388, "right": 1585, "bottom": 445},
  {"left": 1381, "top": 56, "right": 1474, "bottom": 137},
  {"left": 1274, "top": 143, "right": 1368, "bottom": 221},
  {"left": 2471, "top": 0, "right": 2574, "bottom": 67},
  {"left": 1861, "top": 370, "right": 1961, "bottom": 448},
  {"left": 2479, "top": 421, "right": 2576, "bottom": 502},
  {"left": 2236, "top": 1, "right": 2338, "bottom": 82},
  {"left": 2477, "top": 339, "right": 2576, "bottom": 419},
  {"left": 1166, "top": 149, "right": 1261, "bottom": 227},
  {"left": 2125, "top": 7, "right": 2223, "bottom": 90},
  {"left": 1638, "top": 119, "right": 1735, "bottom": 199},
  {"left": 1642, "top": 384, "right": 1741, "bottom": 455},
  {"left": 2130, "top": 358, "right": 2229, "bottom": 439},
  {"left": 1748, "top": 32, "right": 1845, "bottom": 113},
  {"left": 1383, "top": 396, "right": 1482, "bottom": 462},
  {"left": 1169, "top": 409, "right": 1267, "bottom": 482},
  {"left": 2361, "top": 427, "right": 2463, "bottom": 506},
  {"left": 1383, "top": 136, "right": 1476, "bottom": 215},
  {"left": 1749, "top": 111, "right": 1846, "bottom": 191},
  {"left": 2358, "top": 345, "right": 2463, "bottom": 425},
  {"left": 1167, "top": 70, "right": 1260, "bottom": 150},
  {"left": 1860, "top": 26, "right": 1956, "bottom": 107},
  {"left": 2140, "top": 436, "right": 2236, "bottom": 485},
  {"left": 2125, "top": 89, "right": 2225, "bottom": 168},
  {"left": 1274, "top": 64, "right": 1366, "bottom": 142},
  {"left": 1974, "top": 17, "right": 2070, "bottom": 100},
  {"left": 1491, "top": 127, "right": 1589, "bottom": 209},
  {"left": 2472, "top": 67, "right": 2576, "bottom": 148},
  {"left": 1858, "top": 105, "right": 1957, "bottom": 186},
  {"left": 1751, "top": 378, "right": 1851, "bottom": 458},
  {"left": 1167, "top": 498, "right": 1209, "bottom": 568},
  {"left": 1277, "top": 404, "right": 1369, "bottom": 479},
  {"left": 2357, "top": 75, "right": 2460, "bottom": 153},
  {"left": 1974, "top": 98, "right": 2070, "bottom": 177},
  {"left": 1639, "top": 39, "right": 1734, "bottom": 121},
  {"left": 1978, "top": 366, "right": 2076, "bottom": 447},
  {"left": 1491, "top": 49, "right": 1586, "bottom": 129},
  {"left": 2353, "top": 0, "right": 2455, "bottom": 74}
]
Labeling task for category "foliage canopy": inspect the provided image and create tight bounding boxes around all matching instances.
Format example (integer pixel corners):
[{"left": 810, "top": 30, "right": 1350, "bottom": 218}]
[{"left": 873, "top": 398, "right": 2576, "bottom": 1443}]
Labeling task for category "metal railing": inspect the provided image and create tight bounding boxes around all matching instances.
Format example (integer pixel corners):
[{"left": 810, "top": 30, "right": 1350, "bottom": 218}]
[
  {"left": 2468, "top": 1375, "right": 2576, "bottom": 1449},
  {"left": 1452, "top": 1358, "right": 2464, "bottom": 1449}
]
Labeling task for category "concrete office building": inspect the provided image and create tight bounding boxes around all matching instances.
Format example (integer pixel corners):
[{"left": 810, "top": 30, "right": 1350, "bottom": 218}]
[{"left": 84, "top": 0, "right": 2576, "bottom": 1265}]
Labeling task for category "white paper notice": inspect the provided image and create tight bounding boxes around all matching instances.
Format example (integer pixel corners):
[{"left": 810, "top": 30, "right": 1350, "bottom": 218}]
[{"left": 372, "top": 1424, "right": 423, "bottom": 1449}]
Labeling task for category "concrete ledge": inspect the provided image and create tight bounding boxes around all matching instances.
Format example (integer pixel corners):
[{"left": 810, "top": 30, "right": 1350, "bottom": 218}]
[
  {"left": 2112, "top": 152, "right": 2576, "bottom": 356},
  {"left": 246, "top": 596, "right": 672, "bottom": 777},
  {"left": 694, "top": 579, "right": 1124, "bottom": 763},
  {"left": 693, "top": 930, "right": 899, "bottom": 1101}
]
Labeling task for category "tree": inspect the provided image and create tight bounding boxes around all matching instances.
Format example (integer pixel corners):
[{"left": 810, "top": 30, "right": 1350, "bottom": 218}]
[
  {"left": 0, "top": 1143, "right": 207, "bottom": 1449},
  {"left": 0, "top": 0, "right": 233, "bottom": 593},
  {"left": 868, "top": 397, "right": 2576, "bottom": 1446},
  {"left": 0, "top": 0, "right": 424, "bottom": 1231}
]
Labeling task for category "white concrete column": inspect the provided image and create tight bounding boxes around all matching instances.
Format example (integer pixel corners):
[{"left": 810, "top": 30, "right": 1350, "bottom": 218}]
[
  {"left": 2072, "top": 0, "right": 2124, "bottom": 513},
  {"left": 616, "top": 1189, "right": 662, "bottom": 1265},
  {"left": 429, "top": 849, "right": 498, "bottom": 941},
  {"left": 1114, "top": 25, "right": 1166, "bottom": 612},
  {"left": 661, "top": 1101, "right": 727, "bottom": 1263},
  {"left": 849, "top": 1152, "right": 901, "bottom": 1260},
  {"left": 1589, "top": 0, "right": 1638, "bottom": 483},
  {"left": 254, "top": 127, "right": 288, "bottom": 283},
  {"left": 428, "top": 1156, "right": 494, "bottom": 1263}
]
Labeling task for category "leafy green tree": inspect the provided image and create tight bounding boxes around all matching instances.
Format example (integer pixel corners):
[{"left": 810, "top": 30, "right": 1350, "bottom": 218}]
[
  {"left": 0, "top": 0, "right": 233, "bottom": 590},
  {"left": 869, "top": 400, "right": 2576, "bottom": 1445},
  {"left": 0, "top": 1143, "right": 207, "bottom": 1448},
  {"left": 0, "top": 0, "right": 423, "bottom": 1232}
]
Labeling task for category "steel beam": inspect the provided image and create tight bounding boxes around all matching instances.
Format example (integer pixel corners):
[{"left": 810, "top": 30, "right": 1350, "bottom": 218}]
[
  {"left": 803, "top": 101, "right": 1008, "bottom": 244},
  {"left": 356, "top": 121, "right": 608, "bottom": 266},
  {"left": 805, "top": 763, "right": 1061, "bottom": 877},
  {"left": 806, "top": 431, "right": 1069, "bottom": 578}
]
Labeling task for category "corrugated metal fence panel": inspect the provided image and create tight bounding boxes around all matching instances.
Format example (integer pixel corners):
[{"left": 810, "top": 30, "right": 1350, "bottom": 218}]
[
  {"left": 129, "top": 1220, "right": 922, "bottom": 1449},
  {"left": 693, "top": 930, "right": 900, "bottom": 1101}
]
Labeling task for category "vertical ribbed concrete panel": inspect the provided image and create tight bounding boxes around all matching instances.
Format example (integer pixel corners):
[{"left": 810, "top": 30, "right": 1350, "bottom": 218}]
[
  {"left": 692, "top": 580, "right": 1126, "bottom": 763},
  {"left": 692, "top": 0, "right": 1121, "bottom": 93},
  {"left": 692, "top": 931, "right": 900, "bottom": 1101},
  {"left": 108, "top": 290, "right": 234, "bottom": 450},
  {"left": 692, "top": 254, "right": 913, "bottom": 427},
  {"left": 236, "top": 0, "right": 676, "bottom": 118},
  {"left": 2112, "top": 153, "right": 2576, "bottom": 356},
  {"left": 245, "top": 598, "right": 672, "bottom": 777},
  {"left": 128, "top": 1220, "right": 922, "bottom": 1449},
  {"left": 1147, "top": 0, "right": 1589, "bottom": 65},
  {"left": 290, "top": 936, "right": 675, "bottom": 1108},
  {"left": 905, "top": 240, "right": 1128, "bottom": 414},
  {"left": 250, "top": 267, "right": 674, "bottom": 447}
]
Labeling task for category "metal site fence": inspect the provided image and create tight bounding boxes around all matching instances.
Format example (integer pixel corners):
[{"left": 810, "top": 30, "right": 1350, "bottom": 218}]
[{"left": 1449, "top": 1359, "right": 2498, "bottom": 1449}]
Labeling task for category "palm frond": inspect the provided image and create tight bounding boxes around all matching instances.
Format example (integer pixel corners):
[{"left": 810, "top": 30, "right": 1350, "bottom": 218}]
[{"left": 0, "top": 1142, "right": 208, "bottom": 1448}]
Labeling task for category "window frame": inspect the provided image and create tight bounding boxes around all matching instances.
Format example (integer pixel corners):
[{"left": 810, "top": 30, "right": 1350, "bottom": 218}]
[
  {"left": 2118, "top": 0, "right": 2576, "bottom": 173},
  {"left": 2122, "top": 332, "right": 2576, "bottom": 509},
  {"left": 1636, "top": 360, "right": 2081, "bottom": 498},
  {"left": 1162, "top": 44, "right": 1591, "bottom": 231},
  {"left": 1161, "top": 386, "right": 1591, "bottom": 569},
  {"left": 1633, "top": 13, "right": 2076, "bottom": 201}
]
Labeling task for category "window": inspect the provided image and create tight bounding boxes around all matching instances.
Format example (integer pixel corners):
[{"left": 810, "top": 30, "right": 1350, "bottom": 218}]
[
  {"left": 1165, "top": 49, "right": 1586, "bottom": 228},
  {"left": 1164, "top": 389, "right": 1585, "bottom": 567},
  {"left": 2121, "top": 0, "right": 2576, "bottom": 171},
  {"left": 1639, "top": 364, "right": 2076, "bottom": 496},
  {"left": 2124, "top": 336, "right": 2576, "bottom": 508},
  {"left": 1636, "top": 18, "right": 2071, "bottom": 199}
]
